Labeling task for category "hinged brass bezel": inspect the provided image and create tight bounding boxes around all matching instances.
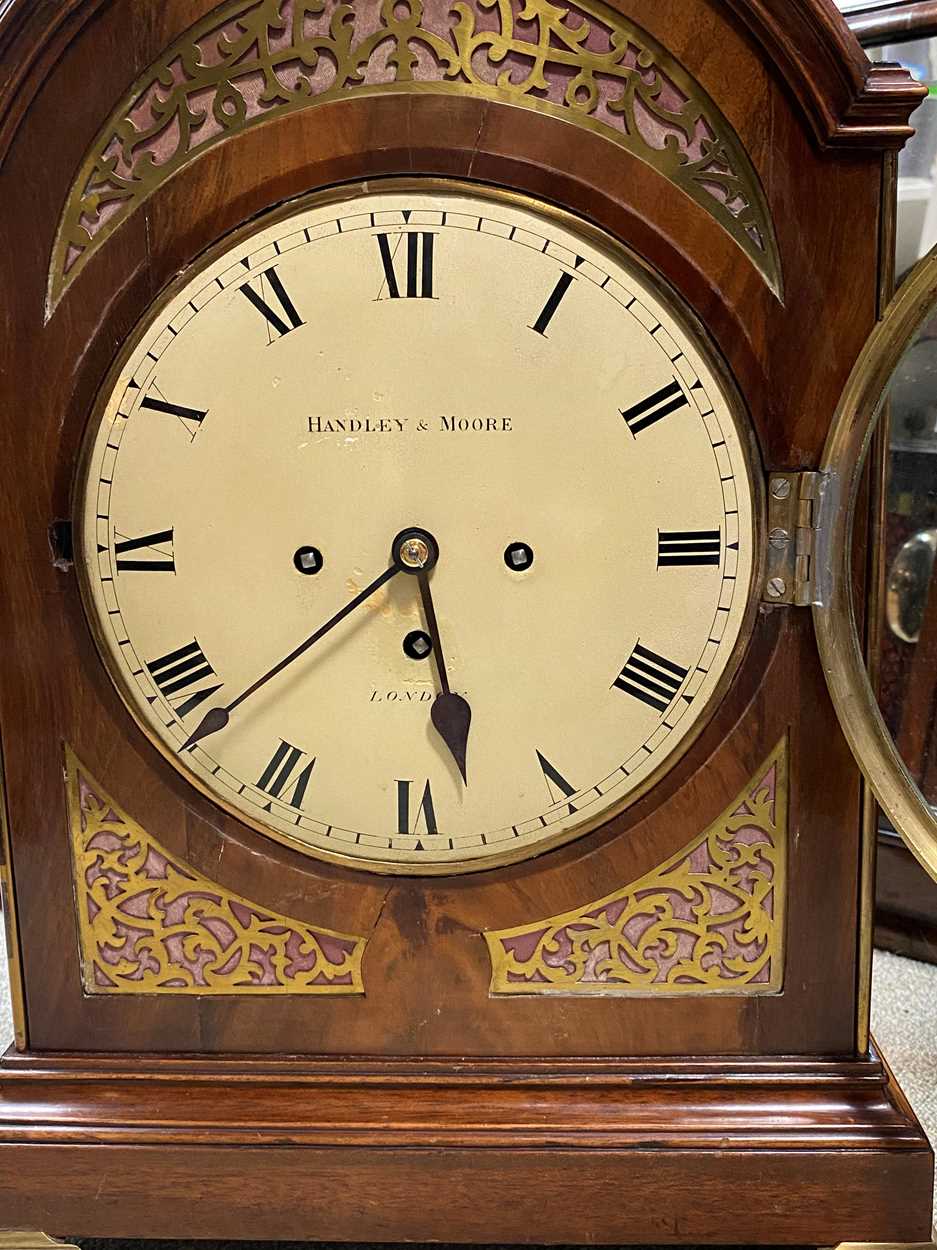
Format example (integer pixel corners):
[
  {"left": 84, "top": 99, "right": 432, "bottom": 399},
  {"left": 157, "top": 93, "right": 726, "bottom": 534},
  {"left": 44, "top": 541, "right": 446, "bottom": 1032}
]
[
  {"left": 813, "top": 244, "right": 937, "bottom": 885},
  {"left": 763, "top": 471, "right": 821, "bottom": 606}
]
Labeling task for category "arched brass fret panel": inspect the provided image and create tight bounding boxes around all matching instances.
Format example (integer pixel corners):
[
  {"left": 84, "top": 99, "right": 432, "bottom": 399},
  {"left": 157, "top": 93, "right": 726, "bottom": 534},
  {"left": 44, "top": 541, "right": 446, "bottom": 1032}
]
[
  {"left": 486, "top": 738, "right": 787, "bottom": 995},
  {"left": 47, "top": 0, "right": 781, "bottom": 316},
  {"left": 66, "top": 747, "right": 366, "bottom": 995}
]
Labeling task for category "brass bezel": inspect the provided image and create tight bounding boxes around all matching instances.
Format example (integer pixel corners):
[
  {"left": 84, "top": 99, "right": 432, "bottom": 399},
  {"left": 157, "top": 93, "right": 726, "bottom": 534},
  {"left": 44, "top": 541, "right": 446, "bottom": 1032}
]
[
  {"left": 814, "top": 242, "right": 937, "bottom": 888},
  {"left": 73, "top": 176, "right": 765, "bottom": 877}
]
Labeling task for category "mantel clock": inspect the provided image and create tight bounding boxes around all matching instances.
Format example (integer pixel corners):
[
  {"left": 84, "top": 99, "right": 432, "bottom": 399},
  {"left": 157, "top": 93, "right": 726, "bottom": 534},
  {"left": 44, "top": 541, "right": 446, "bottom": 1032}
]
[{"left": 0, "top": 0, "right": 936, "bottom": 1243}]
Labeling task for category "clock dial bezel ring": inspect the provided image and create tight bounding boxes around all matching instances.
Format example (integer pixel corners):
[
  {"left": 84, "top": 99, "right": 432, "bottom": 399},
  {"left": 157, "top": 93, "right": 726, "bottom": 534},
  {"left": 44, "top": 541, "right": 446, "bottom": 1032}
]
[{"left": 72, "top": 175, "right": 766, "bottom": 877}]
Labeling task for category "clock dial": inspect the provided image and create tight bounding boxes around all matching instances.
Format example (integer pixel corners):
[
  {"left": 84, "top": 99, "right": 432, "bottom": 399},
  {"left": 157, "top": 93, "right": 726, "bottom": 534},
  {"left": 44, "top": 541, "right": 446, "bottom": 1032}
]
[{"left": 77, "top": 181, "right": 758, "bottom": 873}]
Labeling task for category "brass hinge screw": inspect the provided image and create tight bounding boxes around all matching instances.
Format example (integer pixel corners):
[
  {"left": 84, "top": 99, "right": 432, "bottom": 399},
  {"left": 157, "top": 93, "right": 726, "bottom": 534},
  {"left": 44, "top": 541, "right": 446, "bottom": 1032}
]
[{"left": 764, "top": 471, "right": 821, "bottom": 606}]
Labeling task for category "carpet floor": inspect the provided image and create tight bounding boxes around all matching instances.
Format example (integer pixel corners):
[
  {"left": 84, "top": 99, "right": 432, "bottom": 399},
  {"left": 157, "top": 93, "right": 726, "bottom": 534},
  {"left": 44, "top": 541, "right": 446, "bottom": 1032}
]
[{"left": 0, "top": 934, "right": 933, "bottom": 1242}]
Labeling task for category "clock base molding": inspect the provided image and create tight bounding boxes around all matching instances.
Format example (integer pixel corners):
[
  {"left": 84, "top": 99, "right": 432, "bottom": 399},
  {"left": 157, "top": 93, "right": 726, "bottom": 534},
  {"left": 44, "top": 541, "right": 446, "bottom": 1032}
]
[
  {"left": 0, "top": 1047, "right": 930, "bottom": 1243},
  {"left": 3, "top": 1238, "right": 932, "bottom": 1250}
]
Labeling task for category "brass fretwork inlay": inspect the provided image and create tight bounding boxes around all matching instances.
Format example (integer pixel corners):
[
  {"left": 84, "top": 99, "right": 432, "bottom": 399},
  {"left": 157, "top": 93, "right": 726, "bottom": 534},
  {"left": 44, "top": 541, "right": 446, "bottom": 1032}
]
[
  {"left": 65, "top": 747, "right": 366, "bottom": 995},
  {"left": 48, "top": 0, "right": 781, "bottom": 315},
  {"left": 486, "top": 739, "right": 787, "bottom": 995}
]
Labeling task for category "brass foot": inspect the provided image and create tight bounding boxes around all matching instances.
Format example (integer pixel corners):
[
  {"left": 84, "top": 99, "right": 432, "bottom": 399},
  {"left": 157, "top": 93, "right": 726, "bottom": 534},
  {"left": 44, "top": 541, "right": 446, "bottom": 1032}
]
[
  {"left": 827, "top": 1238, "right": 937, "bottom": 1250},
  {"left": 0, "top": 1236, "right": 79, "bottom": 1250}
]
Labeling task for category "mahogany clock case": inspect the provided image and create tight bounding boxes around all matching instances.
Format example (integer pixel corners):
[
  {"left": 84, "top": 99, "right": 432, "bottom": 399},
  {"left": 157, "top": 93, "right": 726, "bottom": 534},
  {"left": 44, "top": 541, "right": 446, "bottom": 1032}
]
[
  {"left": 0, "top": 0, "right": 907, "bottom": 1060},
  {"left": 0, "top": 0, "right": 933, "bottom": 1244}
]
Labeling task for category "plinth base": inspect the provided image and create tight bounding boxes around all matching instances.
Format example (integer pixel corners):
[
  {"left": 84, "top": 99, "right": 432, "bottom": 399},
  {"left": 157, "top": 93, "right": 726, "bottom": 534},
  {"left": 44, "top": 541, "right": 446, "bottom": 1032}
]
[{"left": 0, "top": 1046, "right": 931, "bottom": 1244}]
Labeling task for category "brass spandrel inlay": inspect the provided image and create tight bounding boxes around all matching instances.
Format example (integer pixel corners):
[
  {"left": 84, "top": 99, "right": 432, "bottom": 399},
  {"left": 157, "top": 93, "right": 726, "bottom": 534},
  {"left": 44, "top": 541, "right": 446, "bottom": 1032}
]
[
  {"left": 47, "top": 0, "right": 781, "bottom": 315},
  {"left": 486, "top": 738, "right": 787, "bottom": 995},
  {"left": 65, "top": 747, "right": 366, "bottom": 995}
]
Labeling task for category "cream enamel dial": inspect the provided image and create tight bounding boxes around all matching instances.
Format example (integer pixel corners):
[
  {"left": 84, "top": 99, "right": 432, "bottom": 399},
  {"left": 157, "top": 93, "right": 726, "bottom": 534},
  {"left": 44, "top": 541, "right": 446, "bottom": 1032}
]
[{"left": 78, "top": 181, "right": 757, "bottom": 874}]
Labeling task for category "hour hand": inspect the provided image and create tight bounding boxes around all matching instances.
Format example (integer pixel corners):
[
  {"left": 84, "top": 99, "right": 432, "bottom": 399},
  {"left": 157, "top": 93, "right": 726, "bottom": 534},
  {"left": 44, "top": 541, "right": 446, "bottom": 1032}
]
[
  {"left": 430, "top": 690, "right": 471, "bottom": 785},
  {"left": 182, "top": 705, "right": 230, "bottom": 751},
  {"left": 392, "top": 528, "right": 472, "bottom": 781},
  {"left": 398, "top": 541, "right": 470, "bottom": 782}
]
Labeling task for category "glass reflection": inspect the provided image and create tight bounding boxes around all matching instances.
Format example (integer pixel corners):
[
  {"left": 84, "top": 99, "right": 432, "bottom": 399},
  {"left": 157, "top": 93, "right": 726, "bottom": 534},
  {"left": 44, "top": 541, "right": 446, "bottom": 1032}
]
[{"left": 880, "top": 319, "right": 937, "bottom": 807}]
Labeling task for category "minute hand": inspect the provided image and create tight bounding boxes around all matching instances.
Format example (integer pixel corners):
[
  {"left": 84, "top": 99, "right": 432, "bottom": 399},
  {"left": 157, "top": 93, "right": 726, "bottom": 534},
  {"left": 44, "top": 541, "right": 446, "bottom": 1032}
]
[{"left": 182, "top": 563, "right": 400, "bottom": 751}]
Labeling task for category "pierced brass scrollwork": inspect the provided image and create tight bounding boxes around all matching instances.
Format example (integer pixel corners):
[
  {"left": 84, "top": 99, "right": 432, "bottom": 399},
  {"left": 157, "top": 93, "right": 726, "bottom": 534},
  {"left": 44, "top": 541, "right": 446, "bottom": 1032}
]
[
  {"left": 48, "top": 0, "right": 781, "bottom": 315},
  {"left": 66, "top": 747, "right": 366, "bottom": 995},
  {"left": 486, "top": 739, "right": 787, "bottom": 995}
]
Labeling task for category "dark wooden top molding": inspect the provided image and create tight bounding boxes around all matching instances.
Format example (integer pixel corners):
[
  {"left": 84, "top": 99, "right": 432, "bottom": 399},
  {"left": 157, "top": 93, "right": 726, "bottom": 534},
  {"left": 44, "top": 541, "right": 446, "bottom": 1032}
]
[
  {"left": 0, "top": 0, "right": 108, "bottom": 165},
  {"left": 720, "top": 0, "right": 926, "bottom": 147}
]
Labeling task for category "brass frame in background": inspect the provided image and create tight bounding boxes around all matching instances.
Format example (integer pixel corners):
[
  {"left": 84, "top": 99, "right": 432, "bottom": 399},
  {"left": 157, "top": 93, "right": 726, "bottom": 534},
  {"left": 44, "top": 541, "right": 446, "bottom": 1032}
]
[{"left": 846, "top": 1, "right": 937, "bottom": 46}]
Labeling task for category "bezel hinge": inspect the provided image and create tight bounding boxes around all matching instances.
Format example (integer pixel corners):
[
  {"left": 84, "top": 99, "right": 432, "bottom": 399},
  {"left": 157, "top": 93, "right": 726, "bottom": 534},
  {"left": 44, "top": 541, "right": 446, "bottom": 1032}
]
[{"left": 763, "top": 471, "right": 822, "bottom": 606}]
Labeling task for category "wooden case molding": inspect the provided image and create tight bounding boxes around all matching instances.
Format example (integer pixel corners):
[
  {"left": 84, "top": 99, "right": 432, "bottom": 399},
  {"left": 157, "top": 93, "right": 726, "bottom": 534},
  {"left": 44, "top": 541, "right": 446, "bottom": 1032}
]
[
  {"left": 46, "top": 0, "right": 783, "bottom": 313},
  {"left": 0, "top": 1046, "right": 930, "bottom": 1242},
  {"left": 720, "top": 0, "right": 927, "bottom": 147},
  {"left": 66, "top": 747, "right": 366, "bottom": 995},
  {"left": 487, "top": 737, "right": 786, "bottom": 995}
]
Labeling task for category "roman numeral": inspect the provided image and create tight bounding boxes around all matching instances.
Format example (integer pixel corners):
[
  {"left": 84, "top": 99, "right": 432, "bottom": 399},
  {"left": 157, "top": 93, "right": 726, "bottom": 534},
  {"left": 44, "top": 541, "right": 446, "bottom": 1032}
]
[
  {"left": 376, "top": 232, "right": 435, "bottom": 299},
  {"left": 614, "top": 643, "right": 688, "bottom": 714},
  {"left": 536, "top": 751, "right": 577, "bottom": 816},
  {"left": 530, "top": 270, "right": 575, "bottom": 336},
  {"left": 396, "top": 779, "right": 438, "bottom": 835},
  {"left": 146, "top": 639, "right": 222, "bottom": 718},
  {"left": 140, "top": 386, "right": 206, "bottom": 441},
  {"left": 257, "top": 740, "right": 316, "bottom": 810},
  {"left": 621, "top": 379, "right": 688, "bottom": 436},
  {"left": 657, "top": 529, "right": 722, "bottom": 568},
  {"left": 240, "top": 266, "right": 304, "bottom": 339},
  {"left": 114, "top": 528, "right": 175, "bottom": 573}
]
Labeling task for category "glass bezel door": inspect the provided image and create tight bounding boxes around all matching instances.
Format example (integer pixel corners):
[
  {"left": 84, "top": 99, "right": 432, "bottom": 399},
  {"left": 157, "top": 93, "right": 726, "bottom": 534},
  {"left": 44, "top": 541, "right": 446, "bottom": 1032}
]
[{"left": 815, "top": 244, "right": 937, "bottom": 884}]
